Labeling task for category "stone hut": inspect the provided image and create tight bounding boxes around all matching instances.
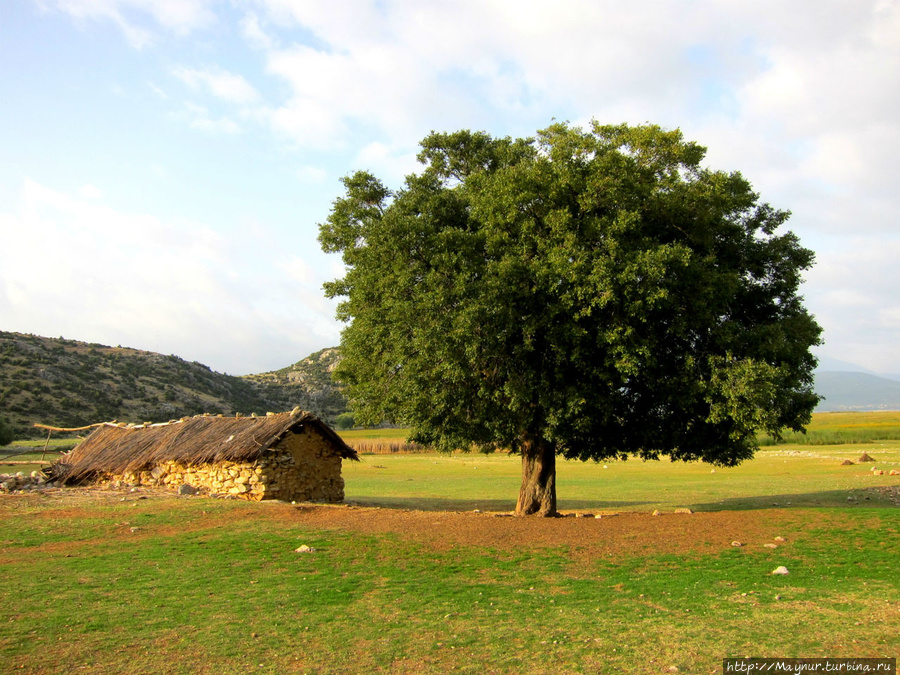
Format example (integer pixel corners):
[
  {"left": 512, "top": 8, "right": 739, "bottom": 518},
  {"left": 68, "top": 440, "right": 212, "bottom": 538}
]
[{"left": 50, "top": 409, "right": 358, "bottom": 502}]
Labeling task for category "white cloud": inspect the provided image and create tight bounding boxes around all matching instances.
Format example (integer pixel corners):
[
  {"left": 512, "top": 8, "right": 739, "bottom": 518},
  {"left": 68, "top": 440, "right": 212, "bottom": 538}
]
[
  {"left": 296, "top": 165, "right": 327, "bottom": 184},
  {"left": 240, "top": 12, "right": 276, "bottom": 50},
  {"left": 38, "top": 0, "right": 216, "bottom": 48},
  {"left": 803, "top": 237, "right": 900, "bottom": 372},
  {"left": 180, "top": 102, "right": 240, "bottom": 135},
  {"left": 352, "top": 142, "right": 420, "bottom": 185},
  {"left": 190, "top": 116, "right": 240, "bottom": 135},
  {"left": 694, "top": 0, "right": 900, "bottom": 233},
  {"left": 21, "top": 0, "right": 900, "bottom": 375},
  {"left": 245, "top": 1, "right": 899, "bottom": 207},
  {"left": 279, "top": 255, "right": 314, "bottom": 284},
  {"left": 0, "top": 179, "right": 341, "bottom": 374},
  {"left": 172, "top": 66, "right": 260, "bottom": 105},
  {"left": 147, "top": 81, "right": 168, "bottom": 99},
  {"left": 78, "top": 184, "right": 103, "bottom": 199}
]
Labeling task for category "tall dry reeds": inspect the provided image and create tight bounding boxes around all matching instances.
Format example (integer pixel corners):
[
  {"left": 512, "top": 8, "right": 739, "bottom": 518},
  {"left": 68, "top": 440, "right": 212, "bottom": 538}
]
[{"left": 346, "top": 440, "right": 431, "bottom": 455}]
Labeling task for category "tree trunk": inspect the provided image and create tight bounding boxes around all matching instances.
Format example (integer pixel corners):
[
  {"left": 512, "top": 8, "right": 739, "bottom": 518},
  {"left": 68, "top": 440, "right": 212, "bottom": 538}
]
[{"left": 515, "top": 436, "right": 557, "bottom": 516}]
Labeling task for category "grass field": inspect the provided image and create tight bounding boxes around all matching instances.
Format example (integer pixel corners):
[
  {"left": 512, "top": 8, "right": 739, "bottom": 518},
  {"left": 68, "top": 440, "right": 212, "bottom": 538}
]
[
  {"left": 340, "top": 445, "right": 900, "bottom": 513},
  {"left": 1, "top": 413, "right": 898, "bottom": 674}
]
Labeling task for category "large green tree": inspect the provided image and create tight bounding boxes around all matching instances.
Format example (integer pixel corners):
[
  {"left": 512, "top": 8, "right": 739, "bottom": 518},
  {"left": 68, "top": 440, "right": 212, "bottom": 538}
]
[{"left": 319, "top": 122, "right": 822, "bottom": 516}]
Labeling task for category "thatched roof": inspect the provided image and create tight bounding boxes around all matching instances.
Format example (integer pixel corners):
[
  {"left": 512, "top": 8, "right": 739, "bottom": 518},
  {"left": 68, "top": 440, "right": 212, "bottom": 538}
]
[{"left": 51, "top": 409, "right": 358, "bottom": 485}]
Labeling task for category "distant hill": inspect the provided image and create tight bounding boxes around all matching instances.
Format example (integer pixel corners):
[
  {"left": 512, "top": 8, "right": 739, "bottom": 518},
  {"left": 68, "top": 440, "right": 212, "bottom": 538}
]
[
  {"left": 5, "top": 329, "right": 897, "bottom": 439},
  {"left": 814, "top": 371, "right": 900, "bottom": 412},
  {"left": 0, "top": 332, "right": 347, "bottom": 439},
  {"left": 243, "top": 348, "right": 347, "bottom": 424}
]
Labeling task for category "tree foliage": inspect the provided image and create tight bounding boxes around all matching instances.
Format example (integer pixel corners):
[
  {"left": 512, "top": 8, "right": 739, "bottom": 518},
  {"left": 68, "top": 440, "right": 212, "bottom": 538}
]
[{"left": 319, "top": 122, "right": 822, "bottom": 515}]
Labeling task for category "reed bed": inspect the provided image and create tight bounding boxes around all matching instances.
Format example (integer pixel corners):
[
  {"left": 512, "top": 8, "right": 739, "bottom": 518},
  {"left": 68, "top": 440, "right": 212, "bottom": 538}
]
[
  {"left": 346, "top": 440, "right": 432, "bottom": 455},
  {"left": 759, "top": 410, "right": 900, "bottom": 446}
]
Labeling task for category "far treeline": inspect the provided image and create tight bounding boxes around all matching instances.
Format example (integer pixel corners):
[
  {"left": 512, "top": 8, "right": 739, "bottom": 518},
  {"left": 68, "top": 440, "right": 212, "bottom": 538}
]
[{"left": 0, "top": 332, "right": 348, "bottom": 439}]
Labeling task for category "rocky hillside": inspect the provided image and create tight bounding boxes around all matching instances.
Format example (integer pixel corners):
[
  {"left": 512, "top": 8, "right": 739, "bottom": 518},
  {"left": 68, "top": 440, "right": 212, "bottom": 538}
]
[
  {"left": 0, "top": 331, "right": 347, "bottom": 439},
  {"left": 243, "top": 348, "right": 347, "bottom": 423}
]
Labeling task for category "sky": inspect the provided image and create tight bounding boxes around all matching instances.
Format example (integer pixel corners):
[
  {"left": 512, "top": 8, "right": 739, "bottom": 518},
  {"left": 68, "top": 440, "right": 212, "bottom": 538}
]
[{"left": 1, "top": 0, "right": 899, "bottom": 376}]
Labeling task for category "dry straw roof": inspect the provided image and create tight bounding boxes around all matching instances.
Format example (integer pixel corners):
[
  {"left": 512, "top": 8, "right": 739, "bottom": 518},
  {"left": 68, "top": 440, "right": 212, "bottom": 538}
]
[{"left": 52, "top": 409, "right": 358, "bottom": 485}]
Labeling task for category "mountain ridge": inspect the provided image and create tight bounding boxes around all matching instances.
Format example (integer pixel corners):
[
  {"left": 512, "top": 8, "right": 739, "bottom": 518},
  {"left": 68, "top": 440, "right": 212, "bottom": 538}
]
[
  {"left": 813, "top": 370, "right": 900, "bottom": 412},
  {"left": 3, "top": 330, "right": 898, "bottom": 439},
  {"left": 0, "top": 331, "right": 347, "bottom": 439}
]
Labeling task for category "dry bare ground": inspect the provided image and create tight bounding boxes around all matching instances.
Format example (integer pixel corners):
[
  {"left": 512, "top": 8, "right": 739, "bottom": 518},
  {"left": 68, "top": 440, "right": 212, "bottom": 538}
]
[{"left": 8, "top": 485, "right": 849, "bottom": 560}]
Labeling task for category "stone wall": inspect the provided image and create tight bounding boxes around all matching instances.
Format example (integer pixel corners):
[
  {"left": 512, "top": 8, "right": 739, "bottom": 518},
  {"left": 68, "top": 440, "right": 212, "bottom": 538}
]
[
  {"left": 266, "top": 426, "right": 346, "bottom": 502},
  {"left": 106, "top": 426, "right": 346, "bottom": 502}
]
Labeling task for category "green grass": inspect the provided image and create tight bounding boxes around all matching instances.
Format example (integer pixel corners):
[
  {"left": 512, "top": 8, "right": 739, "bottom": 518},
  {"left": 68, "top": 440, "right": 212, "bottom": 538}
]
[
  {"left": 343, "top": 445, "right": 900, "bottom": 512},
  {"left": 0, "top": 496, "right": 896, "bottom": 674},
  {"left": 760, "top": 410, "right": 900, "bottom": 445},
  {"left": 2, "top": 414, "right": 899, "bottom": 673},
  {"left": 2, "top": 438, "right": 81, "bottom": 448}
]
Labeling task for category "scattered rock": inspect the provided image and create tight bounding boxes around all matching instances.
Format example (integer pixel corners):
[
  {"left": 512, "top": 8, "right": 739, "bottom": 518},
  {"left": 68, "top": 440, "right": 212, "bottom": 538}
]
[
  {"left": 651, "top": 510, "right": 661, "bottom": 516},
  {"left": 295, "top": 545, "right": 316, "bottom": 553},
  {"left": 731, "top": 541, "right": 743, "bottom": 547},
  {"left": 674, "top": 508, "right": 693, "bottom": 514},
  {"left": 774, "top": 536, "right": 786, "bottom": 542},
  {"left": 771, "top": 566, "right": 789, "bottom": 575},
  {"left": 840, "top": 460, "right": 855, "bottom": 466},
  {"left": 764, "top": 543, "right": 778, "bottom": 549},
  {"left": 873, "top": 470, "right": 885, "bottom": 476},
  {"left": 857, "top": 452, "right": 876, "bottom": 462},
  {"left": 177, "top": 484, "right": 198, "bottom": 495},
  {"left": 891, "top": 470, "right": 900, "bottom": 476}
]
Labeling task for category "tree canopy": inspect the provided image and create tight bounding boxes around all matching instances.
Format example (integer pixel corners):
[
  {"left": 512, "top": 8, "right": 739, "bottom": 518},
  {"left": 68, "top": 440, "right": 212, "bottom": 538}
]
[{"left": 319, "top": 121, "right": 822, "bottom": 516}]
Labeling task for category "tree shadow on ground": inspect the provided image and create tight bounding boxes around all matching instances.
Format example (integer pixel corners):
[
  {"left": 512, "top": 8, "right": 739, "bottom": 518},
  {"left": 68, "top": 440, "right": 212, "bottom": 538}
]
[
  {"left": 346, "top": 497, "right": 516, "bottom": 512},
  {"left": 347, "top": 497, "right": 655, "bottom": 512},
  {"left": 688, "top": 486, "right": 897, "bottom": 512},
  {"left": 345, "top": 487, "right": 897, "bottom": 513}
]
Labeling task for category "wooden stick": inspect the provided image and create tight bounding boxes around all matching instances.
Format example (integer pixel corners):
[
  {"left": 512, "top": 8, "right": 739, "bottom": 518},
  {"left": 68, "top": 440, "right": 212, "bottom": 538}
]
[
  {"left": 33, "top": 423, "right": 106, "bottom": 432},
  {"left": 40, "top": 429, "right": 52, "bottom": 463}
]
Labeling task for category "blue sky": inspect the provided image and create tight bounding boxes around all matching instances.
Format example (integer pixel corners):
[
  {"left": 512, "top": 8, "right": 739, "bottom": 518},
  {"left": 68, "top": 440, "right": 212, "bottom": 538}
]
[{"left": 2, "top": 0, "right": 899, "bottom": 375}]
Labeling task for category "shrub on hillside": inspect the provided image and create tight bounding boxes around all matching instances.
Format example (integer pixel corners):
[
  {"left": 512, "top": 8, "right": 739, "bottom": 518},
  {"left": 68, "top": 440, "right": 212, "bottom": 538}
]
[{"left": 0, "top": 416, "right": 14, "bottom": 446}]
